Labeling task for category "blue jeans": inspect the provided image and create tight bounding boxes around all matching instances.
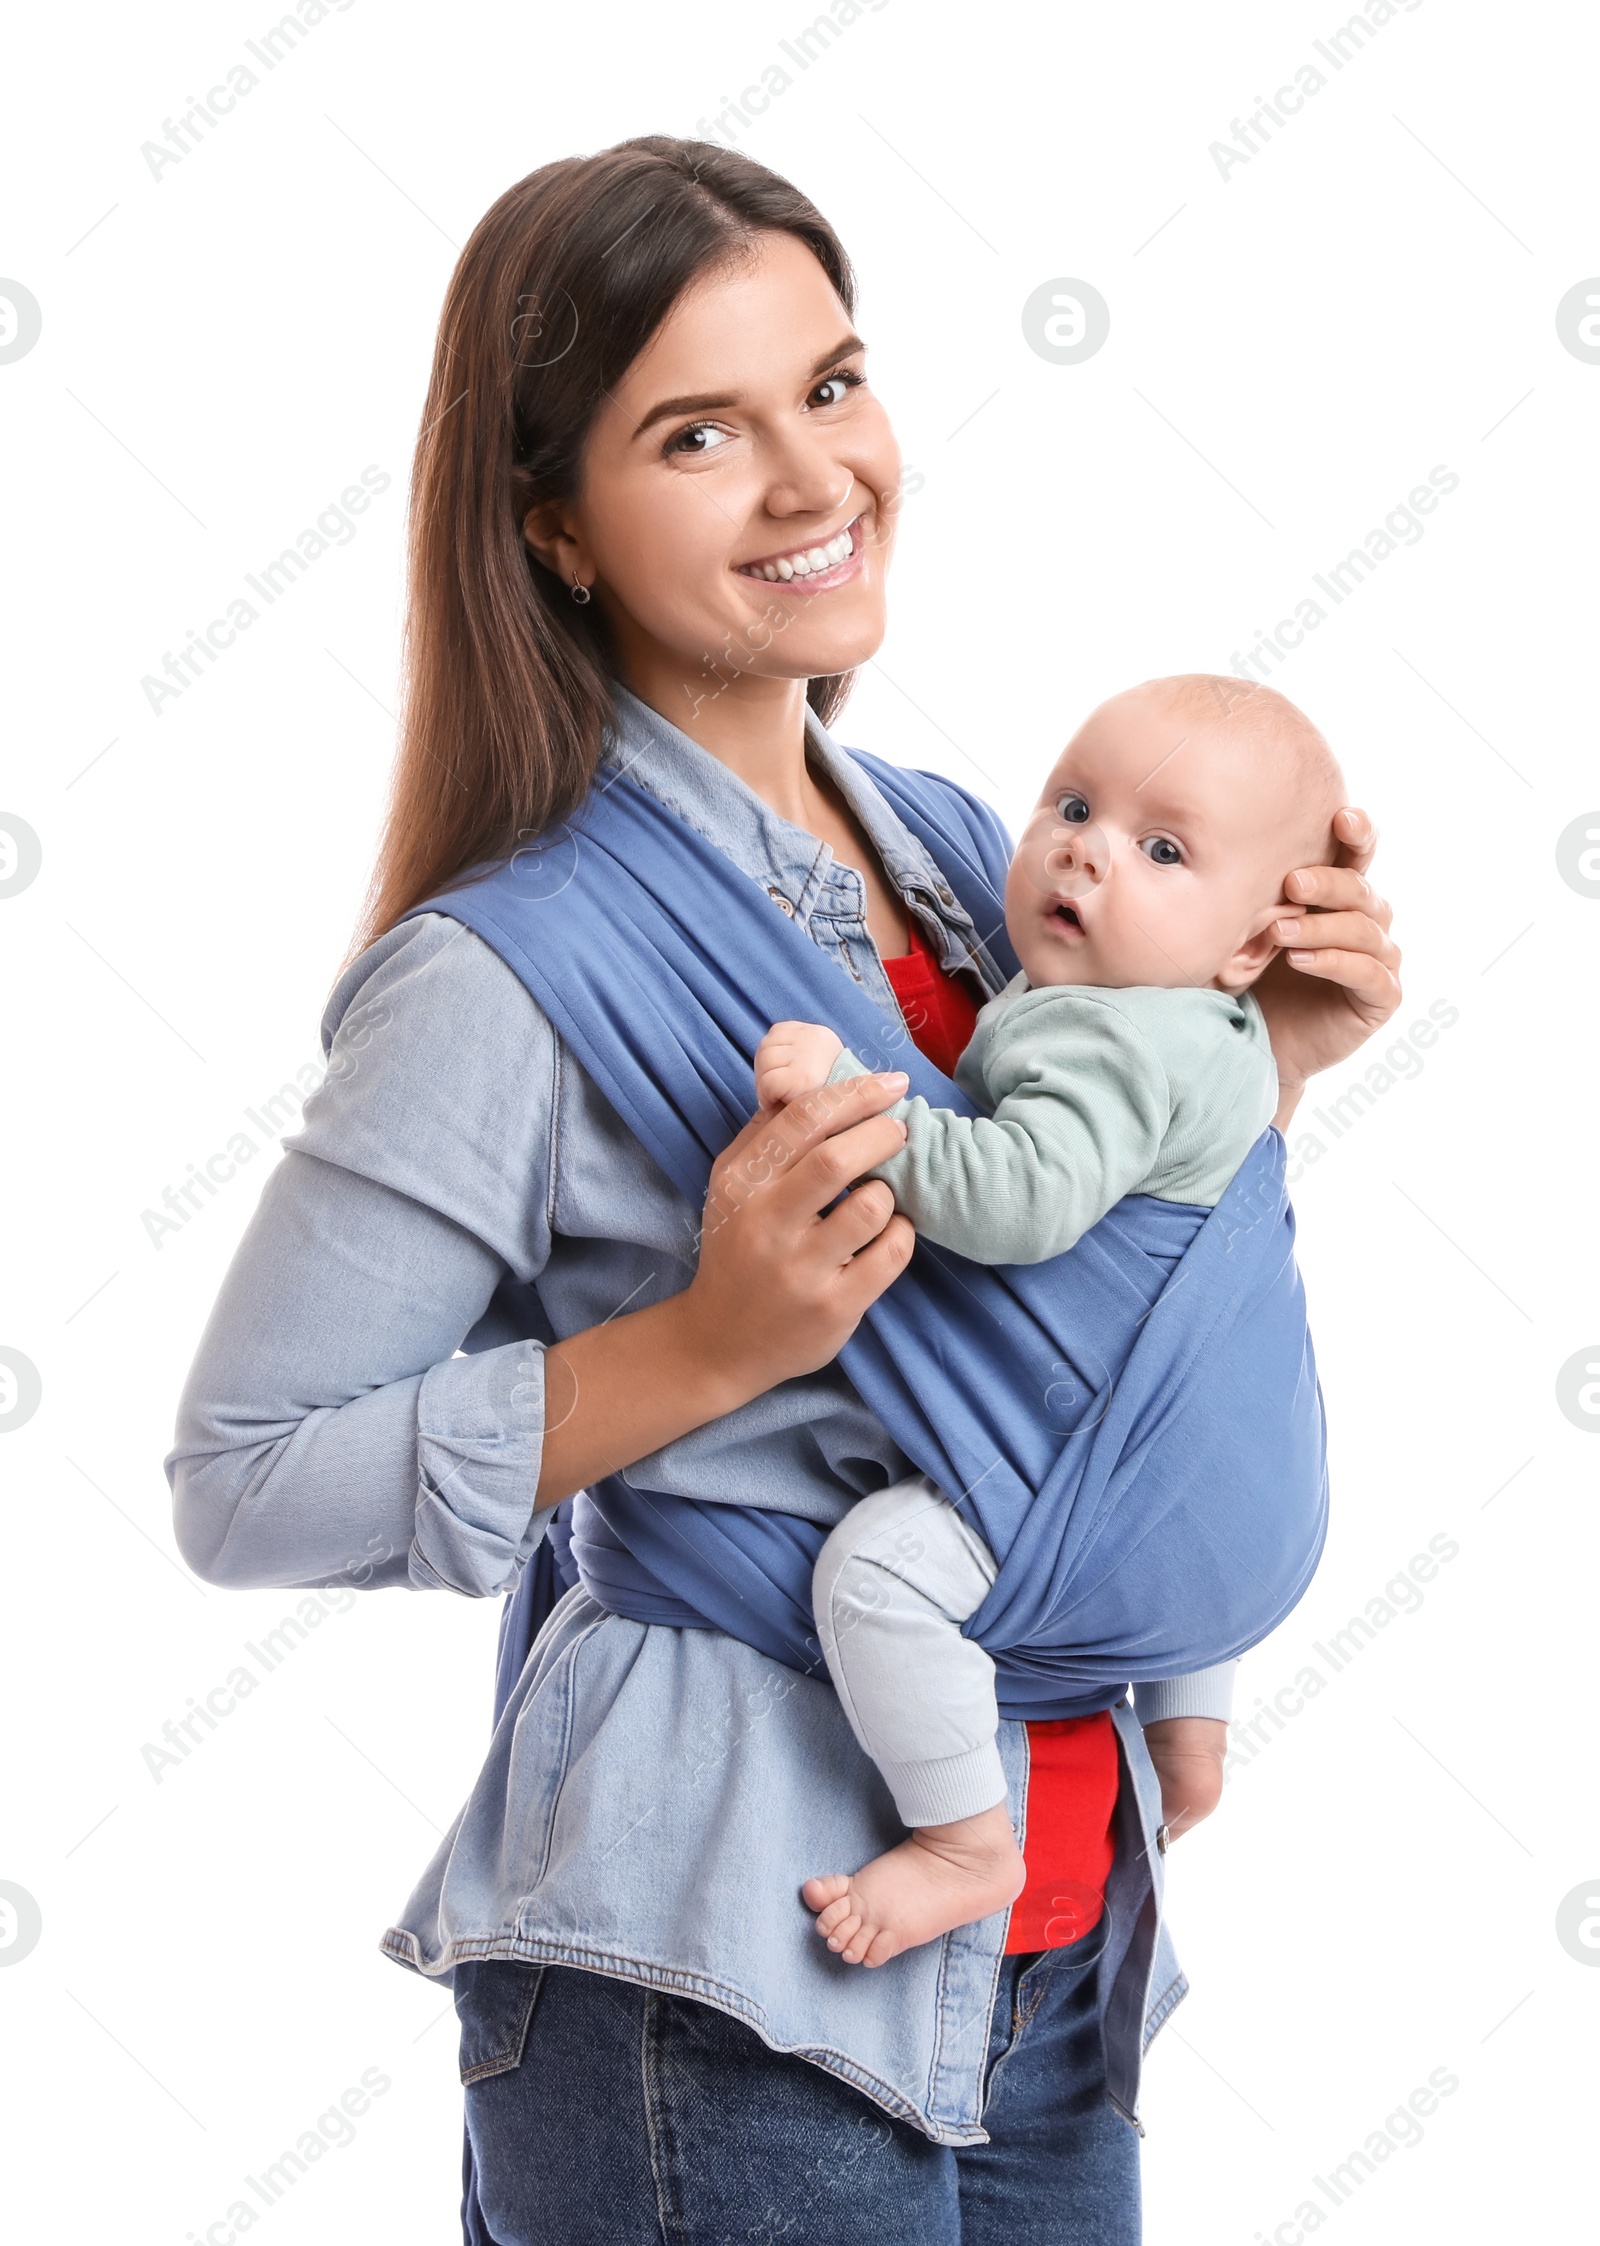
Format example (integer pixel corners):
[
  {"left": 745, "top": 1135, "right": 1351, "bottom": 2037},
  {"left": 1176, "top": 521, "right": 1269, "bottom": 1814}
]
[{"left": 456, "top": 1920, "right": 1139, "bottom": 2244}]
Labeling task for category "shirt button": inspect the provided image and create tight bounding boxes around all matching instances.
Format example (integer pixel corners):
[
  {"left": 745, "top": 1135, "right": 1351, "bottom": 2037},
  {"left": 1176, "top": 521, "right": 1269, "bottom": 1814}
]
[
  {"left": 936, "top": 883, "right": 955, "bottom": 905},
  {"left": 767, "top": 886, "right": 795, "bottom": 917}
]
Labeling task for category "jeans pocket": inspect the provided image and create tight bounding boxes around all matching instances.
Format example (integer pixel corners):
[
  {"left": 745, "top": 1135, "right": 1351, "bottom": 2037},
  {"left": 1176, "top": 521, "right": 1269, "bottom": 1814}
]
[{"left": 454, "top": 1959, "right": 547, "bottom": 2085}]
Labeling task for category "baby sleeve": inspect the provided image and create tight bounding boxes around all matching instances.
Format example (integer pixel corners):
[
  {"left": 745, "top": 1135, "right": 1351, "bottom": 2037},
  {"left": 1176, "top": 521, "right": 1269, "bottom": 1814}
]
[{"left": 830, "top": 992, "right": 1173, "bottom": 1265}]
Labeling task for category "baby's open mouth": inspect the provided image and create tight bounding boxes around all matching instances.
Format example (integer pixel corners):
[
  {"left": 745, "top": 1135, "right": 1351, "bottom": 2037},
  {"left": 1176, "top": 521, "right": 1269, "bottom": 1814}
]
[
  {"left": 736, "top": 515, "right": 863, "bottom": 586},
  {"left": 1050, "top": 903, "right": 1085, "bottom": 934}
]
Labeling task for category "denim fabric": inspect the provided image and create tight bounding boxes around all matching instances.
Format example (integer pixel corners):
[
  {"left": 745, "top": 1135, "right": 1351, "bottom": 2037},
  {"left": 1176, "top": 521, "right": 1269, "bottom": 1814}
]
[
  {"left": 380, "top": 1586, "right": 1186, "bottom": 2142},
  {"left": 166, "top": 685, "right": 1226, "bottom": 2141},
  {"left": 457, "top": 1916, "right": 1137, "bottom": 2245}
]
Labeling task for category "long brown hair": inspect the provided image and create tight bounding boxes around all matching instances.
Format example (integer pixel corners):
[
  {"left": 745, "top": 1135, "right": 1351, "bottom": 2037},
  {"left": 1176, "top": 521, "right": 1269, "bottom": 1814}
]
[{"left": 346, "top": 136, "right": 858, "bottom": 965}]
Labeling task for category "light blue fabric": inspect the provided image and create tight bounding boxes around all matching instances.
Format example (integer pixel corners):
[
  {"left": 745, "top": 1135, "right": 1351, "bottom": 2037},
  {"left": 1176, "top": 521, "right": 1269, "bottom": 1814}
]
[
  {"left": 165, "top": 685, "right": 1234, "bottom": 2142},
  {"left": 408, "top": 736, "right": 1329, "bottom": 1720}
]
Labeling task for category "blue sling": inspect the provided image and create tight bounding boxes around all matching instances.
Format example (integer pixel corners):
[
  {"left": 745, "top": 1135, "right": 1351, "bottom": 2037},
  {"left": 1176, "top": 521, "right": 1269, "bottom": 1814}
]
[{"left": 406, "top": 750, "right": 1328, "bottom": 1727}]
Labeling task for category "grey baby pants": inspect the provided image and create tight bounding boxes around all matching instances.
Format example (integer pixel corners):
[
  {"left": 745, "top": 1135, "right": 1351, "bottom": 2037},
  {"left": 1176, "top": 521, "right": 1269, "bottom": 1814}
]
[{"left": 813, "top": 1474, "right": 1008, "bottom": 1828}]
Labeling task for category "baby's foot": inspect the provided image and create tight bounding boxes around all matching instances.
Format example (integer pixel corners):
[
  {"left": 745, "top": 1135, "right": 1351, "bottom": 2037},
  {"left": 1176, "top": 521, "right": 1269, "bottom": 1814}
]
[{"left": 801, "top": 1803, "right": 1026, "bottom": 1967}]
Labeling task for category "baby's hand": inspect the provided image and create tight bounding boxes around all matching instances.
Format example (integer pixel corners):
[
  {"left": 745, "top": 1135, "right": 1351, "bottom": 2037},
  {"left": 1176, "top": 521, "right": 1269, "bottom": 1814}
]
[
  {"left": 1141, "top": 1717, "right": 1227, "bottom": 1844},
  {"left": 755, "top": 1021, "right": 846, "bottom": 1111}
]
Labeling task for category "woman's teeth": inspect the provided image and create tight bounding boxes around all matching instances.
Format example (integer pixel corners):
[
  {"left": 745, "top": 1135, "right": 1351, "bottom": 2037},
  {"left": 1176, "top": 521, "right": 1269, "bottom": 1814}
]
[{"left": 742, "top": 525, "right": 855, "bottom": 581}]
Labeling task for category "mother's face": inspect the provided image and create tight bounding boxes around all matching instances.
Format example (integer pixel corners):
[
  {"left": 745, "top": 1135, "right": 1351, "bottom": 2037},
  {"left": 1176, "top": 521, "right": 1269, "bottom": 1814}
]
[{"left": 525, "top": 230, "right": 901, "bottom": 708}]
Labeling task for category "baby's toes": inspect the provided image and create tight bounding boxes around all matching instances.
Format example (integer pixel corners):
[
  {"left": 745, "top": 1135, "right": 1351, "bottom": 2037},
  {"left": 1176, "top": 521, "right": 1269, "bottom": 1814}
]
[
  {"left": 817, "top": 1895, "right": 858, "bottom": 1949},
  {"left": 802, "top": 1873, "right": 851, "bottom": 1915},
  {"left": 838, "top": 1919, "right": 877, "bottom": 1964},
  {"left": 825, "top": 1908, "right": 865, "bottom": 1956},
  {"left": 861, "top": 1926, "right": 904, "bottom": 1969}
]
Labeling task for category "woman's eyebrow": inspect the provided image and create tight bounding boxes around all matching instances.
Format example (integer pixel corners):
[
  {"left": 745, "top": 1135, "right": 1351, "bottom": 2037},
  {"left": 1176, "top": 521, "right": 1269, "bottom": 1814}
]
[
  {"left": 630, "top": 333, "right": 867, "bottom": 439},
  {"left": 632, "top": 387, "right": 737, "bottom": 438},
  {"left": 809, "top": 331, "right": 866, "bottom": 373}
]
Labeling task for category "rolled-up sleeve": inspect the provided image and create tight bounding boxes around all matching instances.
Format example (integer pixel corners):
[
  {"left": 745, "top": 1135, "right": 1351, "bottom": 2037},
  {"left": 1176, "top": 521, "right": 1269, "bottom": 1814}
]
[
  {"left": 166, "top": 913, "right": 560, "bottom": 1597},
  {"left": 412, "top": 1335, "right": 550, "bottom": 1594}
]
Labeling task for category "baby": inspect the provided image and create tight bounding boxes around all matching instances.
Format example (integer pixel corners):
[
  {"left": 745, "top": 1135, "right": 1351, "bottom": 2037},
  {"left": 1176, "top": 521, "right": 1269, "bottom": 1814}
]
[{"left": 754, "top": 675, "right": 1346, "bottom": 1967}]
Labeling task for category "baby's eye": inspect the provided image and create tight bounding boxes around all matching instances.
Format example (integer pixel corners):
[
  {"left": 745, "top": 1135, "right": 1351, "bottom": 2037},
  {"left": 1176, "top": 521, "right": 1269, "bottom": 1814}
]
[
  {"left": 1141, "top": 836, "right": 1183, "bottom": 867},
  {"left": 1055, "top": 794, "right": 1091, "bottom": 824}
]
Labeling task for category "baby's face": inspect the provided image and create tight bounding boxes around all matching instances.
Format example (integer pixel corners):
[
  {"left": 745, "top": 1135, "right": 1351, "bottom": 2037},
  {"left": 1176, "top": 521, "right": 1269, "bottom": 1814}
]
[{"left": 1004, "top": 686, "right": 1319, "bottom": 993}]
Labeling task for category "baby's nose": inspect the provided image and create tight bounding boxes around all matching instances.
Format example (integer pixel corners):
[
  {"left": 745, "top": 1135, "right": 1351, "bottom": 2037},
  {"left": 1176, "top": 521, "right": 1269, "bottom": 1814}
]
[{"left": 1047, "top": 822, "right": 1108, "bottom": 891}]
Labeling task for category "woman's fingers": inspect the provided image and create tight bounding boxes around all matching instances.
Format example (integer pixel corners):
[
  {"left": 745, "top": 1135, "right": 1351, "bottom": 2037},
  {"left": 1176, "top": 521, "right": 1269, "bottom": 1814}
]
[
  {"left": 1273, "top": 906, "right": 1399, "bottom": 962},
  {"left": 736, "top": 1066, "right": 905, "bottom": 1153},
  {"left": 1330, "top": 804, "right": 1377, "bottom": 875},
  {"left": 837, "top": 1211, "right": 917, "bottom": 1298},
  {"left": 764, "top": 1072, "right": 908, "bottom": 1165},
  {"left": 1276, "top": 889, "right": 1402, "bottom": 1026},
  {"left": 1255, "top": 807, "right": 1403, "bottom": 1098},
  {"left": 684, "top": 1072, "right": 921, "bottom": 1394},
  {"left": 817, "top": 1176, "right": 898, "bottom": 1257},
  {"left": 710, "top": 1072, "right": 907, "bottom": 1219},
  {"left": 1283, "top": 944, "right": 1403, "bottom": 1011},
  {"left": 788, "top": 1113, "right": 908, "bottom": 1214},
  {"left": 1283, "top": 859, "right": 1392, "bottom": 929}
]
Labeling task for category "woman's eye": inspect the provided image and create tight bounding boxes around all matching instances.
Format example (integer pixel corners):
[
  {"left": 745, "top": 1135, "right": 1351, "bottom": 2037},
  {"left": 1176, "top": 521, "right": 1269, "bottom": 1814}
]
[
  {"left": 667, "top": 422, "right": 733, "bottom": 457},
  {"left": 809, "top": 370, "right": 862, "bottom": 408},
  {"left": 1055, "top": 794, "right": 1091, "bottom": 825},
  {"left": 1141, "top": 836, "right": 1183, "bottom": 866}
]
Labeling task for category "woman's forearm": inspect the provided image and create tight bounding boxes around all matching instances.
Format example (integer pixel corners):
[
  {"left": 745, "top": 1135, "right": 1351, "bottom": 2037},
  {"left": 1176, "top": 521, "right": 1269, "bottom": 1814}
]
[{"left": 536, "top": 1296, "right": 757, "bottom": 1509}]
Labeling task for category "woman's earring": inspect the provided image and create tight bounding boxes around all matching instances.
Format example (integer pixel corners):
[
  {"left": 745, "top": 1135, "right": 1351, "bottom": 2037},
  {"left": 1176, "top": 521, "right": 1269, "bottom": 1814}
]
[{"left": 569, "top": 574, "right": 592, "bottom": 606}]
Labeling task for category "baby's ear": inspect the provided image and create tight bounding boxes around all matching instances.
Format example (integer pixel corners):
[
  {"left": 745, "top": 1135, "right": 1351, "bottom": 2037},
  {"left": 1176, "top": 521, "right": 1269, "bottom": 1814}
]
[{"left": 1214, "top": 902, "right": 1287, "bottom": 993}]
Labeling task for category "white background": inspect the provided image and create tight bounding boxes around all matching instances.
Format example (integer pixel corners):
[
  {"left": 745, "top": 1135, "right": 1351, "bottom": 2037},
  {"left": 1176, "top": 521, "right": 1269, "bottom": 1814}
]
[{"left": 2, "top": 1, "right": 1597, "bottom": 2239}]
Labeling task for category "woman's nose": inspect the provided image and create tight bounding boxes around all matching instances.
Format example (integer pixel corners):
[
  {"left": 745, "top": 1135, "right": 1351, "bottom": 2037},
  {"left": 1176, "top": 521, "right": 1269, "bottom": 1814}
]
[{"left": 762, "top": 428, "right": 854, "bottom": 522}]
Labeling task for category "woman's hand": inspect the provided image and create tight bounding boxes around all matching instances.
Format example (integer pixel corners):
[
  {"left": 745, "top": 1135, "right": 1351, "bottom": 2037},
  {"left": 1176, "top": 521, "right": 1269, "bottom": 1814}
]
[
  {"left": 535, "top": 1072, "right": 915, "bottom": 1508},
  {"left": 1253, "top": 807, "right": 1402, "bottom": 1127},
  {"left": 682, "top": 1072, "right": 916, "bottom": 1394}
]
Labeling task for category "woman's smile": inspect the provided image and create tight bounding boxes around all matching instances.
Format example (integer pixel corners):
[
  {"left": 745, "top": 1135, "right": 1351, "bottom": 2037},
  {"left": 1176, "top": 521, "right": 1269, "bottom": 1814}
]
[{"left": 736, "top": 511, "right": 866, "bottom": 589}]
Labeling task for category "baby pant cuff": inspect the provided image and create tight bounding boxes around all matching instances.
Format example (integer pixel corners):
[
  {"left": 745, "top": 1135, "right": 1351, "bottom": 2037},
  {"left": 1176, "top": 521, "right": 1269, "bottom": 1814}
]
[{"left": 878, "top": 1743, "right": 1010, "bottom": 1829}]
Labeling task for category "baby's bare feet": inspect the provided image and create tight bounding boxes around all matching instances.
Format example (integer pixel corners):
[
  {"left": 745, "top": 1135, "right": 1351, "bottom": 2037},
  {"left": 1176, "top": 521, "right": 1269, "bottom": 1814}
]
[{"left": 801, "top": 1803, "right": 1026, "bottom": 1967}]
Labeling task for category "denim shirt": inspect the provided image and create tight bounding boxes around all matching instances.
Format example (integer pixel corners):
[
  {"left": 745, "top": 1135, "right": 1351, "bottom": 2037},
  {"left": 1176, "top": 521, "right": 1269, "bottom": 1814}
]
[{"left": 166, "top": 685, "right": 1234, "bottom": 2143}]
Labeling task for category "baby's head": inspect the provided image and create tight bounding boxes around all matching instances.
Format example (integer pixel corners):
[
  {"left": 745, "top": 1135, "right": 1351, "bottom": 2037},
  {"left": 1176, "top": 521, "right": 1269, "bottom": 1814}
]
[{"left": 1004, "top": 675, "right": 1347, "bottom": 994}]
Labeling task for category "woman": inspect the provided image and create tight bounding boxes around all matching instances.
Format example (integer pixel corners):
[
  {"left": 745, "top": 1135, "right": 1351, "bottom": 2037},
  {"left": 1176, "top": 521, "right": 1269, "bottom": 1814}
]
[{"left": 168, "top": 138, "right": 1399, "bottom": 2243}]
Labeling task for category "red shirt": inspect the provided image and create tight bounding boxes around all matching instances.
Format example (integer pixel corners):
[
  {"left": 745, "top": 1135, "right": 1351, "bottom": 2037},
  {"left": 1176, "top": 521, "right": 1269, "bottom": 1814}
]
[{"left": 880, "top": 915, "right": 1118, "bottom": 1951}]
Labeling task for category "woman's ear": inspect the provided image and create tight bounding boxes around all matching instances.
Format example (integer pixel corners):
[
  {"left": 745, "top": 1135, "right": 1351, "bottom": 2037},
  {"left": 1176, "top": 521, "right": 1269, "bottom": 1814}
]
[
  {"left": 1214, "top": 902, "right": 1288, "bottom": 994},
  {"left": 522, "top": 499, "right": 594, "bottom": 595}
]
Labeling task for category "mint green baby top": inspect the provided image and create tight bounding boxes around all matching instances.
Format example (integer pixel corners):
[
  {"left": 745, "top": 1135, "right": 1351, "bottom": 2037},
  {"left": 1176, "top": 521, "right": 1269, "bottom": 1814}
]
[{"left": 833, "top": 974, "right": 1278, "bottom": 1266}]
